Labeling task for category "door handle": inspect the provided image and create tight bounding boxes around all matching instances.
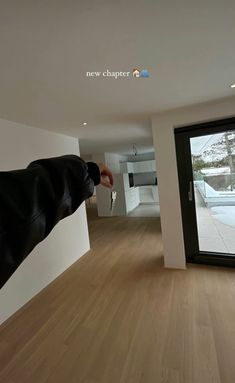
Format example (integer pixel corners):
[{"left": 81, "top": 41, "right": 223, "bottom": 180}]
[{"left": 188, "top": 181, "right": 193, "bottom": 201}]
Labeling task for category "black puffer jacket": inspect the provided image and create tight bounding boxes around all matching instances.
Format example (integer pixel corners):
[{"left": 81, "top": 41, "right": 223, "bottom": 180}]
[{"left": 0, "top": 155, "right": 100, "bottom": 288}]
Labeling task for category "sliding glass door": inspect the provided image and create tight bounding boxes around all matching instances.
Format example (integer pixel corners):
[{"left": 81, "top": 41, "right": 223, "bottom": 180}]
[{"left": 175, "top": 117, "right": 235, "bottom": 266}]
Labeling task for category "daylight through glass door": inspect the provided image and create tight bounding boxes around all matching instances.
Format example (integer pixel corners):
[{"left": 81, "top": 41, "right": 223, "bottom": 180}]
[{"left": 191, "top": 130, "right": 235, "bottom": 254}]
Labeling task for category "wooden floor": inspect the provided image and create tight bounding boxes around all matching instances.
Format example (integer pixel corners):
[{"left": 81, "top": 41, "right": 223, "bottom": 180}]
[{"left": 1, "top": 208, "right": 235, "bottom": 383}]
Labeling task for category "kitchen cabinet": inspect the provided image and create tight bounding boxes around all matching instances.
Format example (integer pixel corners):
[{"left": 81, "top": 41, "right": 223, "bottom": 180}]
[
  {"left": 133, "top": 161, "right": 151, "bottom": 173},
  {"left": 123, "top": 173, "right": 130, "bottom": 191},
  {"left": 121, "top": 160, "right": 156, "bottom": 174},
  {"left": 120, "top": 162, "right": 127, "bottom": 173},
  {"left": 125, "top": 187, "right": 139, "bottom": 213},
  {"left": 120, "top": 162, "right": 134, "bottom": 173},
  {"left": 151, "top": 160, "right": 156, "bottom": 171}
]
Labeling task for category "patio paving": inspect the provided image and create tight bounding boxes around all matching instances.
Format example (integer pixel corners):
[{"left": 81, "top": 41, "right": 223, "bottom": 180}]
[{"left": 195, "top": 189, "right": 235, "bottom": 254}]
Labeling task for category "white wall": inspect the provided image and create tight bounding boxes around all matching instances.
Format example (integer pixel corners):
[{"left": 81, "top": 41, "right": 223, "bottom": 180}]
[
  {"left": 105, "top": 153, "right": 127, "bottom": 174},
  {"left": 0, "top": 118, "right": 90, "bottom": 324},
  {"left": 152, "top": 96, "right": 235, "bottom": 269}
]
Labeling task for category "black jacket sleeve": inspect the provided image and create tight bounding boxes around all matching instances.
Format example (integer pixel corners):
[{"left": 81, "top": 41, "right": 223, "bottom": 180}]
[{"left": 0, "top": 155, "right": 100, "bottom": 289}]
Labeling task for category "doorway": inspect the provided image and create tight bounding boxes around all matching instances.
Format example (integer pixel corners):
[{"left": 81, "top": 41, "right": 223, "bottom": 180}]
[{"left": 175, "top": 117, "right": 235, "bottom": 266}]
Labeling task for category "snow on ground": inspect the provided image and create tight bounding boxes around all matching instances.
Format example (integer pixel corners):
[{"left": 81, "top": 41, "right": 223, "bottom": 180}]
[
  {"left": 210, "top": 206, "right": 235, "bottom": 228},
  {"left": 200, "top": 167, "right": 230, "bottom": 175}
]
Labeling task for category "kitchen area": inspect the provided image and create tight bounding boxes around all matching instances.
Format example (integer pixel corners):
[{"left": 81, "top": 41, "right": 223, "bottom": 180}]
[
  {"left": 94, "top": 154, "right": 160, "bottom": 218},
  {"left": 121, "top": 159, "right": 159, "bottom": 217}
]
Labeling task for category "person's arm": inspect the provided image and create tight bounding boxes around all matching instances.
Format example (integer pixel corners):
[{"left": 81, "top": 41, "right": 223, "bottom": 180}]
[{"left": 0, "top": 155, "right": 113, "bottom": 288}]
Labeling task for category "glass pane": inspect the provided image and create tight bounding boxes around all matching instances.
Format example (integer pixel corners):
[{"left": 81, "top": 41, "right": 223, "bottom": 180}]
[{"left": 190, "top": 130, "right": 235, "bottom": 254}]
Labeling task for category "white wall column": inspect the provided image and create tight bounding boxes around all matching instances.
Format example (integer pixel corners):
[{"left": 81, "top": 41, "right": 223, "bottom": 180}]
[
  {"left": 152, "top": 96, "right": 235, "bottom": 269},
  {"left": 0, "top": 119, "right": 90, "bottom": 324}
]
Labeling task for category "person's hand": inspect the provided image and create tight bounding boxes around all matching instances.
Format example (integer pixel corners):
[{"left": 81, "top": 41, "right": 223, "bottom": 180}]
[{"left": 96, "top": 162, "right": 113, "bottom": 189}]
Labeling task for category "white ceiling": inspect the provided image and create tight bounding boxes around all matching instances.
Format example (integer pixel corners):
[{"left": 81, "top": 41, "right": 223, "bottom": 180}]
[{"left": 0, "top": 0, "right": 235, "bottom": 154}]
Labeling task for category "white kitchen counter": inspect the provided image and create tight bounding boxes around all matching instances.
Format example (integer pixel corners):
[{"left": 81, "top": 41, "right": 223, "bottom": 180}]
[
  {"left": 125, "top": 186, "right": 140, "bottom": 213},
  {"left": 139, "top": 186, "right": 159, "bottom": 203},
  {"left": 122, "top": 174, "right": 159, "bottom": 213}
]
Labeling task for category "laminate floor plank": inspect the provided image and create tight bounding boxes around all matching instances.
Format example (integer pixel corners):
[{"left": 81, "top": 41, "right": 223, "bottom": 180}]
[{"left": 0, "top": 208, "right": 235, "bottom": 382}]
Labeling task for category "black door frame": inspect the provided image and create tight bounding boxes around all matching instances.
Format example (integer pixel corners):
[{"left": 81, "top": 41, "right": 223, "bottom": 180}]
[{"left": 175, "top": 117, "right": 235, "bottom": 267}]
